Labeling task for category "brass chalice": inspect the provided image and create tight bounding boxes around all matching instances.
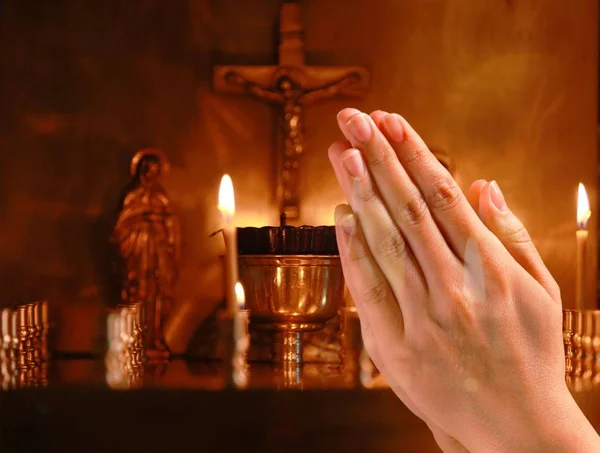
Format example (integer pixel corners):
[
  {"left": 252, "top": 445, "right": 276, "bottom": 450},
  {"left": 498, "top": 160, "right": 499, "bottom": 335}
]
[{"left": 238, "top": 224, "right": 345, "bottom": 373}]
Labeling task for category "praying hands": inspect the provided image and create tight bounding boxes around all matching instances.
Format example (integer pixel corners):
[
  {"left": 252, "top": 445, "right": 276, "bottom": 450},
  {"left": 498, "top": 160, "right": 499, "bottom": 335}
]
[{"left": 329, "top": 108, "right": 600, "bottom": 452}]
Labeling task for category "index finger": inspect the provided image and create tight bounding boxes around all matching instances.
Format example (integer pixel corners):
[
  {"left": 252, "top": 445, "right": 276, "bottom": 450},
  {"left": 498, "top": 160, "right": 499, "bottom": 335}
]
[{"left": 336, "top": 108, "right": 457, "bottom": 282}]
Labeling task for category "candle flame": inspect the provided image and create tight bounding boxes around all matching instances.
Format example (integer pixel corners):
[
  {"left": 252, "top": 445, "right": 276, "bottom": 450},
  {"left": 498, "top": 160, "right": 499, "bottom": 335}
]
[
  {"left": 218, "top": 174, "right": 235, "bottom": 220},
  {"left": 235, "top": 281, "right": 245, "bottom": 309},
  {"left": 577, "top": 182, "right": 591, "bottom": 229}
]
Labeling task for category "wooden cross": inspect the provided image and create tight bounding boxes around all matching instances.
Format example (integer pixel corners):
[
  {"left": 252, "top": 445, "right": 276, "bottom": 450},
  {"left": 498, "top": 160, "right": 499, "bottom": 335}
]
[{"left": 213, "top": 2, "right": 370, "bottom": 219}]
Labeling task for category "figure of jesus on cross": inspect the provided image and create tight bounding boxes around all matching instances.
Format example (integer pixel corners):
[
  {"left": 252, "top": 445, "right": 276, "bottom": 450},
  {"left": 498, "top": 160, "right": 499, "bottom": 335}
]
[{"left": 213, "top": 2, "right": 370, "bottom": 219}]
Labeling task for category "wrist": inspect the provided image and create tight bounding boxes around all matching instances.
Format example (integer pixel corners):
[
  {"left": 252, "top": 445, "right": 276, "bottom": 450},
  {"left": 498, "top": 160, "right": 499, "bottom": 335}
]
[
  {"left": 468, "top": 385, "right": 600, "bottom": 453},
  {"left": 535, "top": 387, "right": 600, "bottom": 453}
]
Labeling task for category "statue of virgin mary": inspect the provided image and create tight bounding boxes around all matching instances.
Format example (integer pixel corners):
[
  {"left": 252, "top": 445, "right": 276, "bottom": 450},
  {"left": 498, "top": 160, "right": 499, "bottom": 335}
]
[{"left": 112, "top": 148, "right": 179, "bottom": 359}]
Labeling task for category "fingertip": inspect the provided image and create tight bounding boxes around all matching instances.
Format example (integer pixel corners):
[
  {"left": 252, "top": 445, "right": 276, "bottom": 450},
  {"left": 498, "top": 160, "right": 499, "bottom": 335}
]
[
  {"left": 383, "top": 113, "right": 424, "bottom": 148},
  {"left": 340, "top": 148, "right": 366, "bottom": 178},
  {"left": 337, "top": 110, "right": 362, "bottom": 143},
  {"left": 328, "top": 140, "right": 350, "bottom": 161},
  {"left": 369, "top": 110, "right": 389, "bottom": 126},
  {"left": 479, "top": 180, "right": 508, "bottom": 216},
  {"left": 478, "top": 181, "right": 502, "bottom": 225},
  {"left": 476, "top": 182, "right": 556, "bottom": 300},
  {"left": 489, "top": 180, "right": 508, "bottom": 212},
  {"left": 379, "top": 113, "right": 406, "bottom": 143},
  {"left": 478, "top": 180, "right": 491, "bottom": 211},
  {"left": 334, "top": 204, "right": 357, "bottom": 237},
  {"left": 334, "top": 203, "right": 353, "bottom": 217},
  {"left": 337, "top": 108, "right": 361, "bottom": 124},
  {"left": 467, "top": 179, "right": 487, "bottom": 212},
  {"left": 469, "top": 179, "right": 488, "bottom": 191},
  {"left": 328, "top": 141, "right": 355, "bottom": 203}
]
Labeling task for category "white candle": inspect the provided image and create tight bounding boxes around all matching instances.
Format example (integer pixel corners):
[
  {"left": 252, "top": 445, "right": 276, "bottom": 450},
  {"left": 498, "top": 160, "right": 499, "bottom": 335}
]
[
  {"left": 218, "top": 175, "right": 239, "bottom": 315},
  {"left": 234, "top": 282, "right": 248, "bottom": 343},
  {"left": 235, "top": 281, "right": 246, "bottom": 311},
  {"left": 576, "top": 182, "right": 591, "bottom": 310}
]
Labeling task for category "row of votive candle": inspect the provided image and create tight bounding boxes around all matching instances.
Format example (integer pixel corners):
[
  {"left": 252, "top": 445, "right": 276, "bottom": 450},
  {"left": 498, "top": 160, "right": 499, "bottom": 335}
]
[
  {"left": 0, "top": 301, "right": 50, "bottom": 390},
  {"left": 105, "top": 304, "right": 146, "bottom": 389},
  {"left": 563, "top": 309, "right": 600, "bottom": 381}
]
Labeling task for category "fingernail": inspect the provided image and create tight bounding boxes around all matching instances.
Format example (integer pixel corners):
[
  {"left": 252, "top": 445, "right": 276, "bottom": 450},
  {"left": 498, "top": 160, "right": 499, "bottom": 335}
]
[
  {"left": 381, "top": 114, "right": 404, "bottom": 142},
  {"left": 337, "top": 108, "right": 360, "bottom": 123},
  {"left": 490, "top": 181, "right": 507, "bottom": 212},
  {"left": 340, "top": 213, "right": 357, "bottom": 236},
  {"left": 370, "top": 110, "right": 389, "bottom": 126},
  {"left": 346, "top": 113, "right": 373, "bottom": 143},
  {"left": 335, "top": 205, "right": 357, "bottom": 238},
  {"left": 342, "top": 150, "right": 366, "bottom": 178}
]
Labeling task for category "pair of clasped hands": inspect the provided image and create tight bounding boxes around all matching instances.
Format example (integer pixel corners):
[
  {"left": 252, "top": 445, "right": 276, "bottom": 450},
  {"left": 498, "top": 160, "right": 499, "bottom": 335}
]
[{"left": 329, "top": 108, "right": 600, "bottom": 452}]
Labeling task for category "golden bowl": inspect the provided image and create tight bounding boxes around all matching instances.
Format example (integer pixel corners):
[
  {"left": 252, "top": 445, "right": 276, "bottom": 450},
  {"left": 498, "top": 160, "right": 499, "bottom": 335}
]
[
  {"left": 238, "top": 255, "right": 344, "bottom": 364},
  {"left": 239, "top": 255, "right": 344, "bottom": 330}
]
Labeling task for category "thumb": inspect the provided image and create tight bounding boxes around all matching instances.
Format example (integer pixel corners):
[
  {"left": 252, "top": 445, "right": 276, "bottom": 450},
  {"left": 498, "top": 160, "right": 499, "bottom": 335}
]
[{"left": 478, "top": 181, "right": 561, "bottom": 303}]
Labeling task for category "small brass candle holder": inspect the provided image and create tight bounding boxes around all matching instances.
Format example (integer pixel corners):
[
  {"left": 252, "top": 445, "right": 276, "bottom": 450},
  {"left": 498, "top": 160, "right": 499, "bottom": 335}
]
[
  {"left": 0, "top": 308, "right": 15, "bottom": 390},
  {"left": 582, "top": 311, "right": 594, "bottom": 378},
  {"left": 10, "top": 310, "right": 19, "bottom": 377},
  {"left": 10, "top": 310, "right": 17, "bottom": 344},
  {"left": 563, "top": 309, "right": 574, "bottom": 376},
  {"left": 40, "top": 300, "right": 50, "bottom": 362},
  {"left": 0, "top": 302, "right": 48, "bottom": 388},
  {"left": 25, "top": 303, "right": 39, "bottom": 367},
  {"left": 16, "top": 305, "right": 29, "bottom": 371},
  {"left": 31, "top": 302, "right": 43, "bottom": 366},
  {"left": 1, "top": 309, "right": 13, "bottom": 363},
  {"left": 105, "top": 305, "right": 145, "bottom": 389},
  {"left": 126, "top": 307, "right": 140, "bottom": 371},
  {"left": 572, "top": 310, "right": 584, "bottom": 377},
  {"left": 105, "top": 311, "right": 127, "bottom": 389},
  {"left": 563, "top": 309, "right": 600, "bottom": 390}
]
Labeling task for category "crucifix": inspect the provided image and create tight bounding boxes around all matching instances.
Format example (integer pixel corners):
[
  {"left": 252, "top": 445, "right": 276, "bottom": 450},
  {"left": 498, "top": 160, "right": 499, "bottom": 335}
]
[{"left": 213, "top": 1, "right": 370, "bottom": 219}]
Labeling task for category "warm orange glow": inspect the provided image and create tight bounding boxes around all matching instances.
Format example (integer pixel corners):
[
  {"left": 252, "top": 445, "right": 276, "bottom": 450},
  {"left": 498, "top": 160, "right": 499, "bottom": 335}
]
[
  {"left": 218, "top": 174, "right": 235, "bottom": 222},
  {"left": 298, "top": 198, "right": 337, "bottom": 226},
  {"left": 234, "top": 211, "right": 276, "bottom": 227},
  {"left": 235, "top": 281, "right": 245, "bottom": 309},
  {"left": 577, "top": 183, "right": 591, "bottom": 229}
]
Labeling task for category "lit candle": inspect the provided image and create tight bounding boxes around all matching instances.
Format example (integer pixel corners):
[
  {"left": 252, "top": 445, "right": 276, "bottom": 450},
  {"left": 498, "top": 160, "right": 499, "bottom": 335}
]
[
  {"left": 234, "top": 282, "right": 249, "bottom": 346},
  {"left": 235, "top": 281, "right": 246, "bottom": 311},
  {"left": 233, "top": 281, "right": 250, "bottom": 388},
  {"left": 218, "top": 175, "right": 239, "bottom": 315},
  {"left": 576, "top": 182, "right": 591, "bottom": 310}
]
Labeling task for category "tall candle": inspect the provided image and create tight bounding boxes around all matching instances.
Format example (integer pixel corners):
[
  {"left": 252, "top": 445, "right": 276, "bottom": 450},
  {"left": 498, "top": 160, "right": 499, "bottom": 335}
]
[
  {"left": 576, "top": 182, "right": 591, "bottom": 310},
  {"left": 218, "top": 175, "right": 239, "bottom": 315}
]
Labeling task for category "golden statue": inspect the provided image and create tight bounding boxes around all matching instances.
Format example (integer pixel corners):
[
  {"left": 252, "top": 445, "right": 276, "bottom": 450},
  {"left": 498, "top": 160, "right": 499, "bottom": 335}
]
[{"left": 112, "top": 148, "right": 179, "bottom": 360}]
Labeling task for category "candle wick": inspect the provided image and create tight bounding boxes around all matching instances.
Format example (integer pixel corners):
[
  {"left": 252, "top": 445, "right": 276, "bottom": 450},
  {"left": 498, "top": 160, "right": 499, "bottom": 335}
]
[
  {"left": 280, "top": 212, "right": 287, "bottom": 227},
  {"left": 209, "top": 228, "right": 224, "bottom": 238}
]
